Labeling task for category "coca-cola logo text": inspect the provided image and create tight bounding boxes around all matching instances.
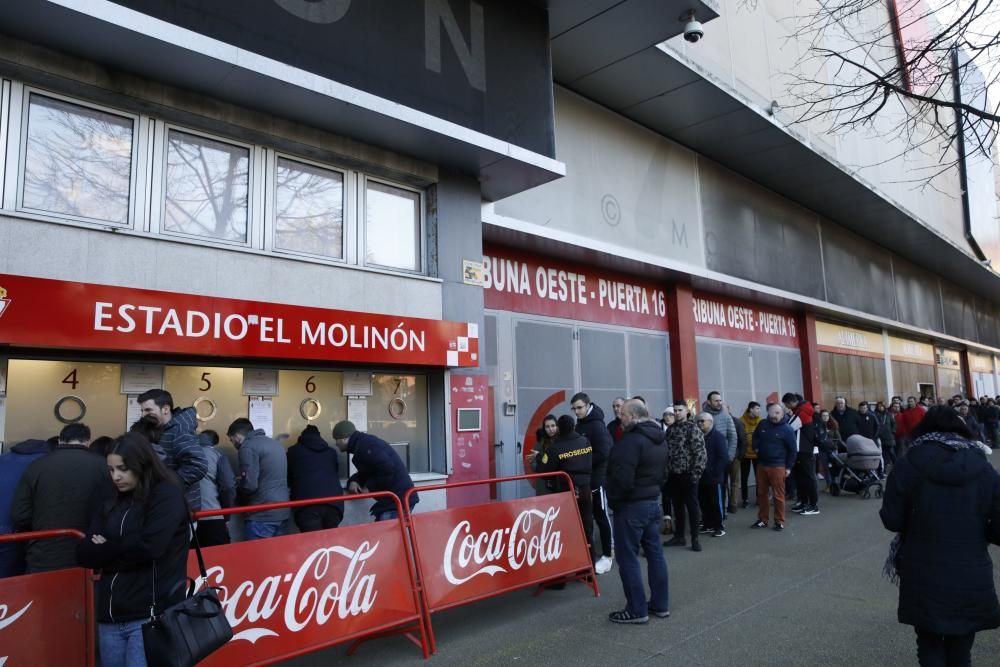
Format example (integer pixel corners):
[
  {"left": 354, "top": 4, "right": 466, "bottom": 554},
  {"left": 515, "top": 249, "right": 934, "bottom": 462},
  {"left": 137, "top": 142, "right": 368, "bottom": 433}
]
[
  {"left": 198, "top": 541, "right": 379, "bottom": 644},
  {"left": 443, "top": 507, "right": 564, "bottom": 585}
]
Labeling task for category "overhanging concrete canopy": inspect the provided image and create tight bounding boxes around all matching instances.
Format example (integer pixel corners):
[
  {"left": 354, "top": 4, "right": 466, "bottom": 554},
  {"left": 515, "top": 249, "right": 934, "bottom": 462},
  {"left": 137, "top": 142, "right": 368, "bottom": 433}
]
[
  {"left": 0, "top": 0, "right": 571, "bottom": 201},
  {"left": 554, "top": 39, "right": 1000, "bottom": 303}
]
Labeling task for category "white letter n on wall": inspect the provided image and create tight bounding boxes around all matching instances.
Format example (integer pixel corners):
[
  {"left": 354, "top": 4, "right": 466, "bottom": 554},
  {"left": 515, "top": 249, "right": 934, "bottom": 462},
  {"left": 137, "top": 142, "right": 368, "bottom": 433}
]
[{"left": 425, "top": 0, "right": 486, "bottom": 92}]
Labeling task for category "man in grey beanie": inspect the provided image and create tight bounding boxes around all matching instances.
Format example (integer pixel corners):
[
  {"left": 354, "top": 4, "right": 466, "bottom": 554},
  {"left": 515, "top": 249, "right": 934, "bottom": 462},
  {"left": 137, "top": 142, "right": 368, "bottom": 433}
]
[{"left": 333, "top": 420, "right": 417, "bottom": 521}]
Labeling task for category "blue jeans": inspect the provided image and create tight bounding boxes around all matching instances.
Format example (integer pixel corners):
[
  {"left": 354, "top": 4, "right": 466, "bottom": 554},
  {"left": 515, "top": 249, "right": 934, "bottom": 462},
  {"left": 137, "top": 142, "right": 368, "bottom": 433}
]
[
  {"left": 99, "top": 620, "right": 147, "bottom": 667},
  {"left": 374, "top": 510, "right": 399, "bottom": 522},
  {"left": 244, "top": 519, "right": 287, "bottom": 540},
  {"left": 612, "top": 499, "right": 669, "bottom": 617}
]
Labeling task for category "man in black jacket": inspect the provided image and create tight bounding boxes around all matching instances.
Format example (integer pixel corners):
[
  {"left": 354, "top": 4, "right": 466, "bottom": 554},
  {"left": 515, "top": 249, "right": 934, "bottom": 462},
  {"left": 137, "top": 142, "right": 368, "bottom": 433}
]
[
  {"left": 287, "top": 425, "right": 346, "bottom": 532},
  {"left": 607, "top": 396, "right": 626, "bottom": 443},
  {"left": 831, "top": 396, "right": 861, "bottom": 440},
  {"left": 856, "top": 401, "right": 879, "bottom": 440},
  {"left": 333, "top": 421, "right": 418, "bottom": 521},
  {"left": 572, "top": 392, "right": 614, "bottom": 575},
  {"left": 11, "top": 423, "right": 113, "bottom": 572},
  {"left": 696, "top": 413, "right": 729, "bottom": 538},
  {"left": 605, "top": 399, "right": 669, "bottom": 624}
]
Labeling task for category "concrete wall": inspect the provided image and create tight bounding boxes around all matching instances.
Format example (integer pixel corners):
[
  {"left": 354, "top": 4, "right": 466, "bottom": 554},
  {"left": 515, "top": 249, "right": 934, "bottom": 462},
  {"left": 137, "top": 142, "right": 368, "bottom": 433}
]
[
  {"left": 0, "top": 217, "right": 444, "bottom": 319},
  {"left": 495, "top": 89, "right": 704, "bottom": 270},
  {"left": 489, "top": 85, "right": 1000, "bottom": 349},
  {"left": 663, "top": 0, "right": 968, "bottom": 254}
]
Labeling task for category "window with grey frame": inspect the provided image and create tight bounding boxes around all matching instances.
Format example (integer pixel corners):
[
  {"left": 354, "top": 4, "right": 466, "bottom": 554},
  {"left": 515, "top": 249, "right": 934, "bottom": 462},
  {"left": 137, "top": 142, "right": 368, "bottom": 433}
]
[
  {"left": 20, "top": 93, "right": 134, "bottom": 225},
  {"left": 273, "top": 156, "right": 345, "bottom": 259},
  {"left": 162, "top": 128, "right": 250, "bottom": 244},
  {"left": 365, "top": 179, "right": 422, "bottom": 272},
  {"left": 6, "top": 82, "right": 430, "bottom": 277}
]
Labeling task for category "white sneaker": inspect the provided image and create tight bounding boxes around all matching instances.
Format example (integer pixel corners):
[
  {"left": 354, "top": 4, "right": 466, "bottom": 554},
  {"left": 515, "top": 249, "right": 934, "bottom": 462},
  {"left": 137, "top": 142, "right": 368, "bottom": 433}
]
[{"left": 594, "top": 556, "right": 613, "bottom": 574}]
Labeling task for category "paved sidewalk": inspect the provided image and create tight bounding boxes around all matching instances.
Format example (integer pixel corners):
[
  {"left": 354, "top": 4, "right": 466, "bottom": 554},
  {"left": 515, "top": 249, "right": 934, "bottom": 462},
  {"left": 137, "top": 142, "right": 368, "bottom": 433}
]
[{"left": 291, "top": 477, "right": 1000, "bottom": 666}]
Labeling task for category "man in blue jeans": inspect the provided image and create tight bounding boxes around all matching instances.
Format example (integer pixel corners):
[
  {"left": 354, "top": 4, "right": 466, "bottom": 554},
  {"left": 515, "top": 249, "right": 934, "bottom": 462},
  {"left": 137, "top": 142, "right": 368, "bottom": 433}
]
[
  {"left": 605, "top": 399, "right": 670, "bottom": 624},
  {"left": 228, "top": 418, "right": 290, "bottom": 540}
]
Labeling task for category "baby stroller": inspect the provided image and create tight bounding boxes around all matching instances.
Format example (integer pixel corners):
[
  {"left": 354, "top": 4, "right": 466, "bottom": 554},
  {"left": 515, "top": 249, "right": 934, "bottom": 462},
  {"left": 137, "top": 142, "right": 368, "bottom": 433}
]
[{"left": 827, "top": 435, "right": 883, "bottom": 499}]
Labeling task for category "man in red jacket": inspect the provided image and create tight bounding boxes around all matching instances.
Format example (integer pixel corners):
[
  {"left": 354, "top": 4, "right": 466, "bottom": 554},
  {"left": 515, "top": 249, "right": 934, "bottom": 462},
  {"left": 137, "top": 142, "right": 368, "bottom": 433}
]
[
  {"left": 783, "top": 393, "right": 819, "bottom": 515},
  {"left": 897, "top": 396, "right": 927, "bottom": 456}
]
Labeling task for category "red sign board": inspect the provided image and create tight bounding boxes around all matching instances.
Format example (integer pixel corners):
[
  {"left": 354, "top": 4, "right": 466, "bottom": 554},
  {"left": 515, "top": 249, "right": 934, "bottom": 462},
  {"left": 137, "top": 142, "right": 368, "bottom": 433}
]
[
  {"left": 0, "top": 274, "right": 477, "bottom": 367},
  {"left": 447, "top": 374, "right": 491, "bottom": 508},
  {"left": 692, "top": 292, "right": 799, "bottom": 348},
  {"left": 189, "top": 521, "right": 422, "bottom": 665},
  {"left": 410, "top": 492, "right": 593, "bottom": 611},
  {"left": 482, "top": 246, "right": 668, "bottom": 331},
  {"left": 0, "top": 568, "right": 92, "bottom": 666}
]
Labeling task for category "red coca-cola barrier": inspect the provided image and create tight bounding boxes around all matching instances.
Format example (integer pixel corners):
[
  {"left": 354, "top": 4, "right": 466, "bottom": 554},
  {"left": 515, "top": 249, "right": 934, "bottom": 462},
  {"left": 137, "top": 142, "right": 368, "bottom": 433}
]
[
  {"left": 403, "top": 473, "right": 599, "bottom": 654},
  {"left": 192, "top": 491, "right": 431, "bottom": 664},
  {"left": 0, "top": 529, "right": 94, "bottom": 667}
]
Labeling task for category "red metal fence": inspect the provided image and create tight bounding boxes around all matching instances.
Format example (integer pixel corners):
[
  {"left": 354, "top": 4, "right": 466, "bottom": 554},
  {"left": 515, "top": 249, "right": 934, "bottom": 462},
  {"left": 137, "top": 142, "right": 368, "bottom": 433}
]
[
  {"left": 0, "top": 529, "right": 94, "bottom": 667},
  {"left": 404, "top": 473, "right": 599, "bottom": 654},
  {"left": 0, "top": 473, "right": 599, "bottom": 663},
  {"left": 191, "top": 491, "right": 431, "bottom": 663}
]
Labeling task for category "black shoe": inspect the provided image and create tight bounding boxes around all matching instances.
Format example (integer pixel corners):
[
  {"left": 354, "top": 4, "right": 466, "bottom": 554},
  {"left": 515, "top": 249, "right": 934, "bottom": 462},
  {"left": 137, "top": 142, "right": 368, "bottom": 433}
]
[
  {"left": 773, "top": 522, "right": 784, "bottom": 531},
  {"left": 790, "top": 502, "right": 805, "bottom": 513},
  {"left": 750, "top": 520, "right": 767, "bottom": 529},
  {"left": 698, "top": 525, "right": 712, "bottom": 534},
  {"left": 609, "top": 609, "right": 649, "bottom": 624},
  {"left": 648, "top": 605, "right": 670, "bottom": 618},
  {"left": 664, "top": 537, "right": 686, "bottom": 547},
  {"left": 691, "top": 540, "right": 702, "bottom": 552},
  {"left": 802, "top": 507, "right": 820, "bottom": 515}
]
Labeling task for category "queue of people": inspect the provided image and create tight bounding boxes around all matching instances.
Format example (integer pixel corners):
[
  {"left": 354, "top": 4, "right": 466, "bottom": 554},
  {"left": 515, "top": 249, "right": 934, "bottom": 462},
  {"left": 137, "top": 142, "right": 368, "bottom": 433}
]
[
  {"left": 0, "top": 390, "right": 417, "bottom": 667},
  {"left": 3, "top": 384, "right": 999, "bottom": 652}
]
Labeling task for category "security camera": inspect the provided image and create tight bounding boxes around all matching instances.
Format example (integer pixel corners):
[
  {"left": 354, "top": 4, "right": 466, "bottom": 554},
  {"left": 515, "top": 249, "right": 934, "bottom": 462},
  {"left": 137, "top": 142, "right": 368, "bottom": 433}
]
[{"left": 681, "top": 11, "right": 704, "bottom": 43}]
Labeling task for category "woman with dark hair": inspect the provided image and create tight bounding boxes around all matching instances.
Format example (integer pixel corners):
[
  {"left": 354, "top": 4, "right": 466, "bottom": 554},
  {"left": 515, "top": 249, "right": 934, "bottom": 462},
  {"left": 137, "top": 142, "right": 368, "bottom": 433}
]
[
  {"left": 817, "top": 411, "right": 842, "bottom": 492},
  {"left": 880, "top": 406, "right": 1000, "bottom": 666},
  {"left": 540, "top": 415, "right": 595, "bottom": 563},
  {"left": 529, "top": 414, "right": 559, "bottom": 495},
  {"left": 77, "top": 432, "right": 190, "bottom": 667}
]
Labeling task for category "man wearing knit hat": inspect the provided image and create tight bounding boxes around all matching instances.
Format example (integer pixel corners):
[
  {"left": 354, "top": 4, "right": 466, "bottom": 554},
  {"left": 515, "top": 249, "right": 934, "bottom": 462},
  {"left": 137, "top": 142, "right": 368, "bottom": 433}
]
[{"left": 332, "top": 420, "right": 418, "bottom": 521}]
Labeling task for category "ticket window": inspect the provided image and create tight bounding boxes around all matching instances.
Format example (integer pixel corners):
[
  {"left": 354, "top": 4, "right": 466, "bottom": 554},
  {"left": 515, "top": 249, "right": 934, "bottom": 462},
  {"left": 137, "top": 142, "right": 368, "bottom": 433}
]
[
  {"left": 4, "top": 360, "right": 125, "bottom": 444},
  {"left": 272, "top": 370, "right": 348, "bottom": 471},
  {"left": 368, "top": 374, "right": 429, "bottom": 473},
  {"left": 163, "top": 366, "right": 247, "bottom": 437}
]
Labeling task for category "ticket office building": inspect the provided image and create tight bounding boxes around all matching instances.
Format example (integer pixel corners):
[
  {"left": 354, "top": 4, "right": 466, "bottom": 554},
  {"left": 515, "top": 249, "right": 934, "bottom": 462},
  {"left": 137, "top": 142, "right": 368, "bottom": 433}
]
[{"left": 0, "top": 0, "right": 565, "bottom": 507}]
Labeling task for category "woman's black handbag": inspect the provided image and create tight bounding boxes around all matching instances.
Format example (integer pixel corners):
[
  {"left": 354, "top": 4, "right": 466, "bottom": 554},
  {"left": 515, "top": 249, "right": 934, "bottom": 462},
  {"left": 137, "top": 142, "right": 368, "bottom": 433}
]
[{"left": 142, "top": 522, "right": 233, "bottom": 667}]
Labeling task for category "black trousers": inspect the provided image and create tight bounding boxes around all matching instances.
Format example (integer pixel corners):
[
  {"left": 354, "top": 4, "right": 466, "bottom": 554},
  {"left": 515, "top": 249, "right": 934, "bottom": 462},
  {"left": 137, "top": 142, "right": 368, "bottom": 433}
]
[
  {"left": 794, "top": 453, "right": 818, "bottom": 507},
  {"left": 293, "top": 504, "right": 344, "bottom": 532},
  {"left": 660, "top": 481, "right": 672, "bottom": 518},
  {"left": 194, "top": 518, "right": 230, "bottom": 547},
  {"left": 575, "top": 485, "right": 595, "bottom": 562},
  {"left": 915, "top": 629, "right": 975, "bottom": 667},
  {"left": 668, "top": 476, "right": 701, "bottom": 541},
  {"left": 698, "top": 482, "right": 724, "bottom": 530},
  {"left": 740, "top": 458, "right": 758, "bottom": 504},
  {"left": 591, "top": 486, "right": 612, "bottom": 558}
]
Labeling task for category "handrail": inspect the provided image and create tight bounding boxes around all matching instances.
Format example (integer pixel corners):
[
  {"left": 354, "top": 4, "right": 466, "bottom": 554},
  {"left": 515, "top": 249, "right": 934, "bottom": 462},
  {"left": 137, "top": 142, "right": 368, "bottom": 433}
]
[
  {"left": 193, "top": 490, "right": 403, "bottom": 520},
  {"left": 402, "top": 471, "right": 573, "bottom": 506},
  {"left": 0, "top": 528, "right": 86, "bottom": 543}
]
